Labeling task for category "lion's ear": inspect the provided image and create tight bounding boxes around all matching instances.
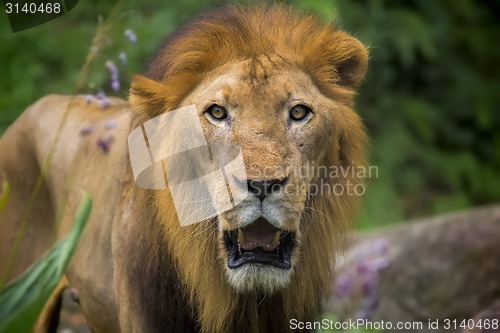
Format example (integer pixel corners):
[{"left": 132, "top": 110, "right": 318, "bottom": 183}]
[
  {"left": 333, "top": 36, "right": 368, "bottom": 89},
  {"left": 129, "top": 75, "right": 167, "bottom": 116},
  {"left": 307, "top": 32, "right": 368, "bottom": 90}
]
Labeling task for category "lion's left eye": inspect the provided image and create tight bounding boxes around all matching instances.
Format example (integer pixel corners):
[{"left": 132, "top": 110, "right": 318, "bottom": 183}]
[
  {"left": 205, "top": 104, "right": 228, "bottom": 120},
  {"left": 289, "top": 105, "right": 312, "bottom": 121}
]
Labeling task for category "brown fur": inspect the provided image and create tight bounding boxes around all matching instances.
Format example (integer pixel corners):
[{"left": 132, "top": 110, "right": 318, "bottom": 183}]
[{"left": 128, "top": 4, "right": 368, "bottom": 333}]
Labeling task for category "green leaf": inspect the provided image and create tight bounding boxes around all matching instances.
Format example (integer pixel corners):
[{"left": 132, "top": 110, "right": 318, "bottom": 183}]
[
  {"left": 0, "top": 180, "right": 9, "bottom": 213},
  {"left": 0, "top": 193, "right": 92, "bottom": 333},
  {"left": 392, "top": 9, "right": 436, "bottom": 65}
]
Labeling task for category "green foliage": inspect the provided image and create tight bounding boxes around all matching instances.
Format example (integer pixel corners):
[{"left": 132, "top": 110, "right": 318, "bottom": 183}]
[
  {"left": 0, "top": 180, "right": 9, "bottom": 213},
  {"left": 1, "top": 0, "right": 498, "bottom": 228},
  {"left": 0, "top": 193, "right": 91, "bottom": 333}
]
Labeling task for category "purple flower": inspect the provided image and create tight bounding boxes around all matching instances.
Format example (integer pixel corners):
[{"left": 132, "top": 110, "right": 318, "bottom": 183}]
[
  {"left": 357, "top": 257, "right": 390, "bottom": 274},
  {"left": 334, "top": 238, "right": 390, "bottom": 320},
  {"left": 84, "top": 95, "right": 93, "bottom": 105},
  {"left": 95, "top": 91, "right": 111, "bottom": 108},
  {"left": 80, "top": 125, "right": 94, "bottom": 136},
  {"left": 105, "top": 60, "right": 118, "bottom": 79},
  {"left": 111, "top": 79, "right": 121, "bottom": 92},
  {"left": 361, "top": 274, "right": 377, "bottom": 296},
  {"left": 118, "top": 51, "right": 127, "bottom": 65},
  {"left": 95, "top": 91, "right": 106, "bottom": 100},
  {"left": 353, "top": 238, "right": 388, "bottom": 261},
  {"left": 355, "top": 298, "right": 379, "bottom": 321},
  {"left": 124, "top": 29, "right": 137, "bottom": 43},
  {"left": 96, "top": 134, "right": 114, "bottom": 153},
  {"left": 105, "top": 60, "right": 120, "bottom": 92},
  {"left": 357, "top": 261, "right": 371, "bottom": 274},
  {"left": 335, "top": 271, "right": 355, "bottom": 297},
  {"left": 104, "top": 119, "right": 117, "bottom": 129},
  {"left": 368, "top": 256, "right": 390, "bottom": 271},
  {"left": 356, "top": 277, "right": 380, "bottom": 320}
]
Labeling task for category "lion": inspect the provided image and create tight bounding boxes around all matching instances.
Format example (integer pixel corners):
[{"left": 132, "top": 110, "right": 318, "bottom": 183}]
[{"left": 0, "top": 4, "right": 368, "bottom": 333}]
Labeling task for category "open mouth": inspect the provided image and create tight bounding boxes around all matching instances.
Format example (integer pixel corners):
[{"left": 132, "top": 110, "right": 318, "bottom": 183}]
[{"left": 223, "top": 217, "right": 295, "bottom": 269}]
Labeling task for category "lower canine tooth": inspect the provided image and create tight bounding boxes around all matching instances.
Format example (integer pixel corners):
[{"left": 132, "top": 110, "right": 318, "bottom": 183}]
[
  {"left": 272, "top": 230, "right": 281, "bottom": 247},
  {"left": 238, "top": 229, "right": 246, "bottom": 244}
]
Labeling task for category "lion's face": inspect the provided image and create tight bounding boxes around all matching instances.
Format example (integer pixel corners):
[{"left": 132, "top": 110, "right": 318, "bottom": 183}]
[{"left": 179, "top": 56, "right": 341, "bottom": 292}]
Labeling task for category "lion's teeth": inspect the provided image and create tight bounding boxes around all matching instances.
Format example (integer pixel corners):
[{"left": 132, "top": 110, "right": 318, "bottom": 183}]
[
  {"left": 238, "top": 228, "right": 282, "bottom": 252},
  {"left": 238, "top": 229, "right": 247, "bottom": 244},
  {"left": 272, "top": 230, "right": 281, "bottom": 247}
]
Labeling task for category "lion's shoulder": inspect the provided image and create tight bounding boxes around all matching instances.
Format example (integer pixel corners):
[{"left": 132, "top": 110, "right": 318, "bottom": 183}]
[
  {"left": 25, "top": 94, "right": 129, "bottom": 123},
  {"left": 19, "top": 94, "right": 131, "bottom": 154}
]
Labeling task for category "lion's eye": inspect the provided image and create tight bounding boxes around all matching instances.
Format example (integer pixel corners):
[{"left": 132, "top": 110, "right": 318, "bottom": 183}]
[
  {"left": 289, "top": 105, "right": 312, "bottom": 121},
  {"left": 205, "top": 104, "right": 228, "bottom": 120}
]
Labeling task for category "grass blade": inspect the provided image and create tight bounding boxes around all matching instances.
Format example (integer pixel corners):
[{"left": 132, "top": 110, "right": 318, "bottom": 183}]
[{"left": 0, "top": 180, "right": 9, "bottom": 213}]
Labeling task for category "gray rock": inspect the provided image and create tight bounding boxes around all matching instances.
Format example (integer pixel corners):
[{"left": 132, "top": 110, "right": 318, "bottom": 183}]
[{"left": 329, "top": 205, "right": 500, "bottom": 333}]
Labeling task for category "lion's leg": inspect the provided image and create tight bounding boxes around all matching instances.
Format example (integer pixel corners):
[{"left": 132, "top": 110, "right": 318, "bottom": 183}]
[{"left": 33, "top": 276, "right": 69, "bottom": 333}]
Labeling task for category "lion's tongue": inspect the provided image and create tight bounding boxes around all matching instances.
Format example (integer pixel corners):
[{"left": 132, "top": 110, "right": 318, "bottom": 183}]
[{"left": 238, "top": 219, "right": 280, "bottom": 252}]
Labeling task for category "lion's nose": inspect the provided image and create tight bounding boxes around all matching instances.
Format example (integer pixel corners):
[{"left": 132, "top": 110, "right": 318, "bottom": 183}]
[{"left": 247, "top": 178, "right": 289, "bottom": 201}]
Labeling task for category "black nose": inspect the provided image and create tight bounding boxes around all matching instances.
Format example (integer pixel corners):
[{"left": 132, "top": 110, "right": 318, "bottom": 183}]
[{"left": 247, "top": 178, "right": 289, "bottom": 201}]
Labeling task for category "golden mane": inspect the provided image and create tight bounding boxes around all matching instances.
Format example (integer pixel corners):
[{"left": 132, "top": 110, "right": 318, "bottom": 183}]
[{"left": 126, "top": 3, "right": 368, "bottom": 333}]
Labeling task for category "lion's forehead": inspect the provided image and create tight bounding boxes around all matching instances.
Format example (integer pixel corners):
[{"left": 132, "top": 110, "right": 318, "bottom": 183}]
[
  {"left": 239, "top": 54, "right": 291, "bottom": 83},
  {"left": 188, "top": 58, "right": 319, "bottom": 109}
]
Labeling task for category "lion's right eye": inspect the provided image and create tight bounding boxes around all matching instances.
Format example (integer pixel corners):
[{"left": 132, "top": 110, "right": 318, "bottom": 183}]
[
  {"left": 289, "top": 105, "right": 312, "bottom": 122},
  {"left": 205, "top": 104, "right": 228, "bottom": 120}
]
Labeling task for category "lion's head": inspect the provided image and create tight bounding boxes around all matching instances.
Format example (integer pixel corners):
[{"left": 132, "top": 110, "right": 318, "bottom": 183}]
[{"left": 129, "top": 4, "right": 367, "bottom": 332}]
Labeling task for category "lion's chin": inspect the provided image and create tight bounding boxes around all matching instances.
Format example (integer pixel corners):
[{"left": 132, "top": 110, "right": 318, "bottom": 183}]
[{"left": 225, "top": 263, "right": 293, "bottom": 293}]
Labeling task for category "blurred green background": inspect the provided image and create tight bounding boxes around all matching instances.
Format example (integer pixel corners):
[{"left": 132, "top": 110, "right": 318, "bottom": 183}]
[{"left": 0, "top": 0, "right": 499, "bottom": 229}]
